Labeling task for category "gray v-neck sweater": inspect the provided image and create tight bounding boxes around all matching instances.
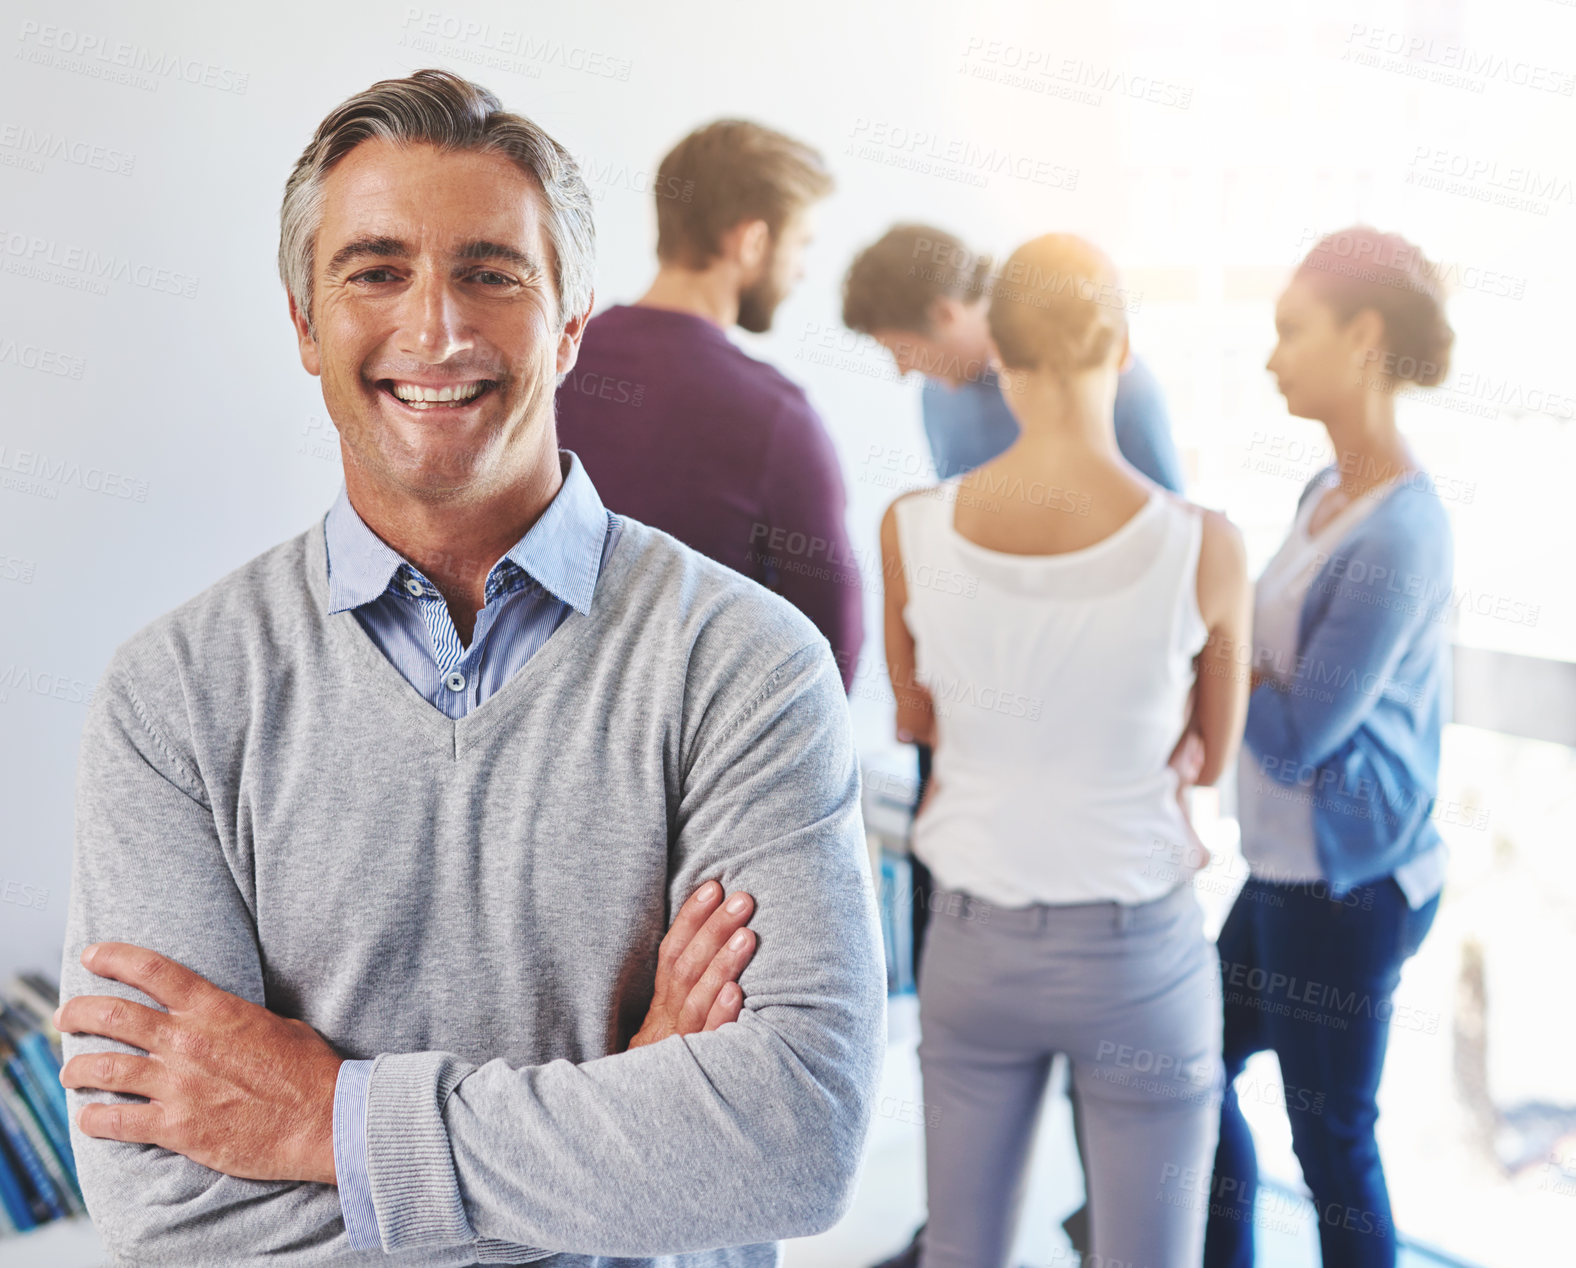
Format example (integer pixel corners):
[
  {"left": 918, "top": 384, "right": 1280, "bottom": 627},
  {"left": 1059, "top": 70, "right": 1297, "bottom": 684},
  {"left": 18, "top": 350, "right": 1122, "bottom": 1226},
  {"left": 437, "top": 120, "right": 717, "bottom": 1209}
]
[{"left": 59, "top": 510, "right": 885, "bottom": 1267}]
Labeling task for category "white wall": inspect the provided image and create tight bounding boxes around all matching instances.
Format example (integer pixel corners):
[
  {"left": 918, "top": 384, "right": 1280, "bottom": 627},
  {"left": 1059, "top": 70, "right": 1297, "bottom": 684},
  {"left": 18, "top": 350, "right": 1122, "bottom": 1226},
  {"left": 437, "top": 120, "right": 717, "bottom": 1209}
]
[{"left": 3, "top": 0, "right": 1572, "bottom": 990}]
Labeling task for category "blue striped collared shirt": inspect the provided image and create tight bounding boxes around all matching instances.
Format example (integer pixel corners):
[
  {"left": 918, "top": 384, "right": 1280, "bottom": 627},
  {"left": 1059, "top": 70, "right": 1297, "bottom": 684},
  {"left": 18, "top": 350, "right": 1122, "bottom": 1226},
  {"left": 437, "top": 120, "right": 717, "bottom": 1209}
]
[
  {"left": 323, "top": 448, "right": 619, "bottom": 720},
  {"left": 324, "top": 448, "right": 620, "bottom": 1249}
]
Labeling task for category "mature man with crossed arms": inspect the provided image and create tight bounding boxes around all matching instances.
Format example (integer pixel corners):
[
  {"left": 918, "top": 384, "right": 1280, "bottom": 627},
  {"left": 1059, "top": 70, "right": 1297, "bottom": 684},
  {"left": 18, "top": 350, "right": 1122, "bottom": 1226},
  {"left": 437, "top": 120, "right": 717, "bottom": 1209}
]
[{"left": 54, "top": 68, "right": 884, "bottom": 1266}]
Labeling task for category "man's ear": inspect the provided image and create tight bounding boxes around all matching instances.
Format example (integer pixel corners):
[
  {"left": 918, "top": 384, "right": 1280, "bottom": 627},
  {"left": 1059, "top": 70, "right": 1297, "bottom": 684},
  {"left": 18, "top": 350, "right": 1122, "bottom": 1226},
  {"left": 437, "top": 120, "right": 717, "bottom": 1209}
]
[
  {"left": 730, "top": 219, "right": 772, "bottom": 279},
  {"left": 926, "top": 295, "right": 959, "bottom": 335},
  {"left": 556, "top": 287, "right": 595, "bottom": 378},
  {"left": 288, "top": 292, "right": 321, "bottom": 377},
  {"left": 1116, "top": 326, "right": 1133, "bottom": 374}
]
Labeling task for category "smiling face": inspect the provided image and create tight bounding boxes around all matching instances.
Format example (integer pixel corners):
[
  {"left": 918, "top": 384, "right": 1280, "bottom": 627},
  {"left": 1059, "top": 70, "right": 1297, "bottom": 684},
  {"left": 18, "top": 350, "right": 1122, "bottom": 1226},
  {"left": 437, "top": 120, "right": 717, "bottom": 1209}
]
[{"left": 290, "top": 137, "right": 587, "bottom": 505}]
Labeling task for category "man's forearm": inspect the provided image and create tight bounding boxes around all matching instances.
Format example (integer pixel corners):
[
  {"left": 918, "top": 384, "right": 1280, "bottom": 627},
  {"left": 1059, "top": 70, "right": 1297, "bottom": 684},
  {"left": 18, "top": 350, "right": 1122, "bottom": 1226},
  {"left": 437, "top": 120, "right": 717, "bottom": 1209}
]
[{"left": 363, "top": 992, "right": 882, "bottom": 1256}]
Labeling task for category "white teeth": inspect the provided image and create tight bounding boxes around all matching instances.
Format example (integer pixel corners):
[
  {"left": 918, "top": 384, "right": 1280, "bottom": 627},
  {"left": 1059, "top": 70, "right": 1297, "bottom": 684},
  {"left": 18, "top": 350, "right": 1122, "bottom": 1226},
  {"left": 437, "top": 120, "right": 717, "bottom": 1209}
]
[{"left": 389, "top": 381, "right": 487, "bottom": 403}]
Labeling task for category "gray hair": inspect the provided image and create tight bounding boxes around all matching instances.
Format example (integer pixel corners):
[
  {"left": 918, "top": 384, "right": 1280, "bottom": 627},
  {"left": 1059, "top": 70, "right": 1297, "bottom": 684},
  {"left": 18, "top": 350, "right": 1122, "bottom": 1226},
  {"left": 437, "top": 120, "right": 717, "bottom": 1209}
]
[{"left": 278, "top": 68, "right": 595, "bottom": 341}]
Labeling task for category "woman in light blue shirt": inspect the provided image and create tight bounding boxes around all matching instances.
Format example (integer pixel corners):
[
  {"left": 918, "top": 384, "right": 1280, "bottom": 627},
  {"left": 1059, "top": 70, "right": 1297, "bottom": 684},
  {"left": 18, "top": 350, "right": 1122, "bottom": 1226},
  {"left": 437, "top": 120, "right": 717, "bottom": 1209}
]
[{"left": 1204, "top": 227, "right": 1456, "bottom": 1268}]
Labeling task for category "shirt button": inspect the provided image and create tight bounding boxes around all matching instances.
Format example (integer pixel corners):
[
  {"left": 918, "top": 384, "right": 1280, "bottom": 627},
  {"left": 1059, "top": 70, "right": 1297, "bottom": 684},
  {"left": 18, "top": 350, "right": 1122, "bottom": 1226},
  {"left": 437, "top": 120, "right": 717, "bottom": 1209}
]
[
  {"left": 404, "top": 578, "right": 425, "bottom": 597},
  {"left": 445, "top": 671, "right": 466, "bottom": 693}
]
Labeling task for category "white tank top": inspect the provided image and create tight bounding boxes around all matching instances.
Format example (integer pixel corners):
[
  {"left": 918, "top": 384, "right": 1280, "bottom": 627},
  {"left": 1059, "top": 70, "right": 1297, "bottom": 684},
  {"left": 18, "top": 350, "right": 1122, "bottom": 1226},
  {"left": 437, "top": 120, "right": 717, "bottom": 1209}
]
[{"left": 895, "top": 478, "right": 1208, "bottom": 906}]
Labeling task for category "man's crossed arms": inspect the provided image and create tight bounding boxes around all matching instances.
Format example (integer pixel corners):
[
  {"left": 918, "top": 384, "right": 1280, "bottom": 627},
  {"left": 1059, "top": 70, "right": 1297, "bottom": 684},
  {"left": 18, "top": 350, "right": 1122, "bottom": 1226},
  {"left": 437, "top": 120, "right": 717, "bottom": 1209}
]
[{"left": 53, "top": 879, "right": 759, "bottom": 1185}]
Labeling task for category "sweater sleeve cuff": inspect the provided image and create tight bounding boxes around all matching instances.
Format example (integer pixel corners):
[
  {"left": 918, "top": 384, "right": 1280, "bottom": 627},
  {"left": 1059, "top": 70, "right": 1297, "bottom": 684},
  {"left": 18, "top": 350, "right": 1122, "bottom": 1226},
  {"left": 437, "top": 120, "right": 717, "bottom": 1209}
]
[
  {"left": 364, "top": 1050, "right": 477, "bottom": 1251},
  {"left": 332, "top": 1059, "right": 379, "bottom": 1251},
  {"left": 1243, "top": 680, "right": 1296, "bottom": 766}
]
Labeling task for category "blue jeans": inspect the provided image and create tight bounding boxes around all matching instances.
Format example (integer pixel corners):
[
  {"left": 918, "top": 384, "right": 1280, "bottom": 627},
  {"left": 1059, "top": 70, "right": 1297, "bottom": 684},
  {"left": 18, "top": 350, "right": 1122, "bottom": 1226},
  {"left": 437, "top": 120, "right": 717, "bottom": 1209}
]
[{"left": 1204, "top": 875, "right": 1439, "bottom": 1268}]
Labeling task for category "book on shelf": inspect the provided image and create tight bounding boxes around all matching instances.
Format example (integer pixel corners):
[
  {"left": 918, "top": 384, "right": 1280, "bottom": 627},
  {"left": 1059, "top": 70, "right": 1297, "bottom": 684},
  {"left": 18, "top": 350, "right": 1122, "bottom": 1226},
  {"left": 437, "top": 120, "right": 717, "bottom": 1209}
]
[{"left": 0, "top": 970, "right": 85, "bottom": 1241}]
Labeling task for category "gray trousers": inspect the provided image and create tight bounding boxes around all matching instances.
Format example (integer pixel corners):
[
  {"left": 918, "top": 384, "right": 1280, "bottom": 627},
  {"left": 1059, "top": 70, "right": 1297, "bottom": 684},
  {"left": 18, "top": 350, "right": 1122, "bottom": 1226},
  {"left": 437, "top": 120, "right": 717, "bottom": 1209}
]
[{"left": 916, "top": 882, "right": 1224, "bottom": 1268}]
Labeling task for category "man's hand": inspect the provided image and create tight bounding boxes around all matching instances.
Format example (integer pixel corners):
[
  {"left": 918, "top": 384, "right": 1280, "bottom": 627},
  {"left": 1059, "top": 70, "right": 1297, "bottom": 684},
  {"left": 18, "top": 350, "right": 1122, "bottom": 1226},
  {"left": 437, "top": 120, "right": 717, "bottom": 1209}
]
[
  {"left": 55, "top": 942, "right": 341, "bottom": 1185},
  {"left": 628, "top": 880, "right": 757, "bottom": 1050}
]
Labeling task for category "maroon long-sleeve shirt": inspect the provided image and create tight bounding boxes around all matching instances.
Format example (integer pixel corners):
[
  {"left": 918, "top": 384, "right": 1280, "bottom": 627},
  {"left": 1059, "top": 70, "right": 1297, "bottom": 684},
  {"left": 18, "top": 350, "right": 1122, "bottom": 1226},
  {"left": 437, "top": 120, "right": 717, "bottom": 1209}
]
[{"left": 555, "top": 304, "right": 863, "bottom": 689}]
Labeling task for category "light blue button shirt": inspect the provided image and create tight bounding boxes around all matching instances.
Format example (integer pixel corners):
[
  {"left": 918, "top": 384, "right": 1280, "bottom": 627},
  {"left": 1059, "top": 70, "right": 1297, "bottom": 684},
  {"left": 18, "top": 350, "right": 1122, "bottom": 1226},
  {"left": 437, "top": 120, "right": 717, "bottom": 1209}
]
[
  {"left": 919, "top": 355, "right": 1187, "bottom": 493},
  {"left": 323, "top": 448, "right": 619, "bottom": 1250},
  {"left": 324, "top": 449, "right": 619, "bottom": 720}
]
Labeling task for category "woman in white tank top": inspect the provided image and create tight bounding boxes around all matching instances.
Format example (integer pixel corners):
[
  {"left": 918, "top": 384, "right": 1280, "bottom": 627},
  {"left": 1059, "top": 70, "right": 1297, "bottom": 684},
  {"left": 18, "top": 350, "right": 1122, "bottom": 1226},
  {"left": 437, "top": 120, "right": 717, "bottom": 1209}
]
[
  {"left": 877, "top": 235, "right": 1251, "bottom": 1268},
  {"left": 896, "top": 479, "right": 1208, "bottom": 906}
]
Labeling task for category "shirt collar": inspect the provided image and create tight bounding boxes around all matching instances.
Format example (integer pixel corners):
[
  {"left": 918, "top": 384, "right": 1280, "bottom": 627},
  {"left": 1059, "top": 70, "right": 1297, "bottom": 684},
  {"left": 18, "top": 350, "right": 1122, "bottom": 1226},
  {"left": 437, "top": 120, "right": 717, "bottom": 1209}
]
[{"left": 324, "top": 450, "right": 608, "bottom": 617}]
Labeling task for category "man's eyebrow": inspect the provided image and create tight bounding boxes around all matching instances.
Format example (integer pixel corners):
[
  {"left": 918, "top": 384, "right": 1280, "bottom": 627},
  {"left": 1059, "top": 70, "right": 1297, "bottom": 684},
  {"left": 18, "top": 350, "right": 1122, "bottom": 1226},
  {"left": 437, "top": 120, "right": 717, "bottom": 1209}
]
[
  {"left": 324, "top": 236, "right": 408, "bottom": 278},
  {"left": 455, "top": 240, "right": 544, "bottom": 274},
  {"left": 323, "top": 237, "right": 544, "bottom": 277}
]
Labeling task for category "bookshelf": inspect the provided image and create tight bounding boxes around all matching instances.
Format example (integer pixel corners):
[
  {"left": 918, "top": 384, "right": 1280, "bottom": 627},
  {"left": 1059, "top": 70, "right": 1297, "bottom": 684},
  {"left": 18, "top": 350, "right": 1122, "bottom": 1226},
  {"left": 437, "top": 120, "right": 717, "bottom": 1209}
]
[{"left": 0, "top": 973, "right": 93, "bottom": 1257}]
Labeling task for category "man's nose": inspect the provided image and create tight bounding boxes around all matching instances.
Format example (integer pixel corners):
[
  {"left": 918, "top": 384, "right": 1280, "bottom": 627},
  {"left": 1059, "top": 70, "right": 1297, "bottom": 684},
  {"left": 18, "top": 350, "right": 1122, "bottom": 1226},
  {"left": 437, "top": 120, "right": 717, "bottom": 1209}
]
[{"left": 400, "top": 272, "right": 470, "bottom": 361}]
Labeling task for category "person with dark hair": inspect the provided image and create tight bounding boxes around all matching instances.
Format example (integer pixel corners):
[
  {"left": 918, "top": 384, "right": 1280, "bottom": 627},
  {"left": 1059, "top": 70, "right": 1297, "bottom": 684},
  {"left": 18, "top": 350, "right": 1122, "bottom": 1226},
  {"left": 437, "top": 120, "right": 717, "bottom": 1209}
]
[
  {"left": 557, "top": 120, "right": 865, "bottom": 689},
  {"left": 1204, "top": 226, "right": 1457, "bottom": 1268},
  {"left": 877, "top": 234, "right": 1251, "bottom": 1268}
]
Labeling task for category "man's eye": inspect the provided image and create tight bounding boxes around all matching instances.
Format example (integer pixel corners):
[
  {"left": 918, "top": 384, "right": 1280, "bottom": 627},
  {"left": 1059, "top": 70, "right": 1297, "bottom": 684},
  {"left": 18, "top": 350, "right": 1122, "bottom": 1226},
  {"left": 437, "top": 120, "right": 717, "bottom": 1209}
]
[
  {"left": 472, "top": 271, "right": 516, "bottom": 285},
  {"left": 352, "top": 269, "right": 398, "bottom": 284}
]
